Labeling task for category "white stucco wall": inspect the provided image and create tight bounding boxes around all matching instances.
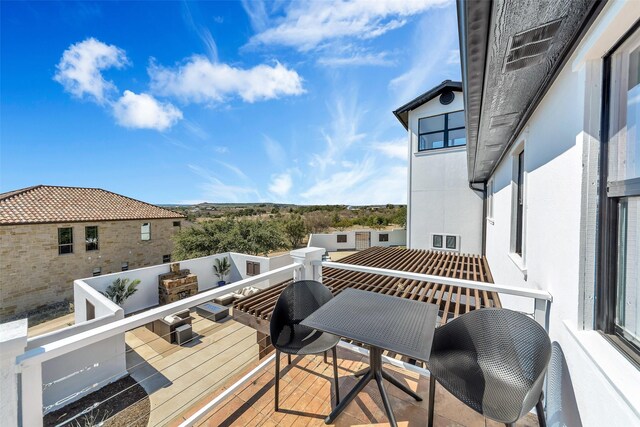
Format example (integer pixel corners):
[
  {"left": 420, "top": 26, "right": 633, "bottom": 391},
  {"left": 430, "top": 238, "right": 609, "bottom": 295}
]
[
  {"left": 406, "top": 93, "right": 483, "bottom": 254},
  {"left": 484, "top": 1, "right": 640, "bottom": 424},
  {"left": 308, "top": 229, "right": 406, "bottom": 252}
]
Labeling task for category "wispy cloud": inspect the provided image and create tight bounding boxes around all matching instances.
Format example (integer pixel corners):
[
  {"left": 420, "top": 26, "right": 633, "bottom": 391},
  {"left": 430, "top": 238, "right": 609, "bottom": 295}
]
[
  {"left": 389, "top": 9, "right": 459, "bottom": 104},
  {"left": 182, "top": 2, "right": 219, "bottom": 62},
  {"left": 246, "top": 0, "right": 449, "bottom": 52},
  {"left": 112, "top": 90, "right": 182, "bottom": 131},
  {"left": 263, "top": 135, "right": 286, "bottom": 167},
  {"left": 149, "top": 56, "right": 305, "bottom": 104},
  {"left": 188, "top": 164, "right": 262, "bottom": 203},
  {"left": 269, "top": 172, "right": 293, "bottom": 197},
  {"left": 54, "top": 37, "right": 128, "bottom": 104},
  {"left": 240, "top": 0, "right": 269, "bottom": 32},
  {"left": 318, "top": 51, "right": 396, "bottom": 67},
  {"left": 373, "top": 138, "right": 407, "bottom": 160}
]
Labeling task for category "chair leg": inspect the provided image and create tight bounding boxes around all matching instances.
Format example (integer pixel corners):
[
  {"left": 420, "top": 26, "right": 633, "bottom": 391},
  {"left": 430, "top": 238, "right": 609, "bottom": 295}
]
[
  {"left": 275, "top": 349, "right": 280, "bottom": 412},
  {"left": 536, "top": 392, "right": 547, "bottom": 427},
  {"left": 324, "top": 350, "right": 328, "bottom": 363},
  {"left": 287, "top": 353, "right": 291, "bottom": 365},
  {"left": 332, "top": 346, "right": 340, "bottom": 406},
  {"left": 428, "top": 375, "right": 436, "bottom": 427}
]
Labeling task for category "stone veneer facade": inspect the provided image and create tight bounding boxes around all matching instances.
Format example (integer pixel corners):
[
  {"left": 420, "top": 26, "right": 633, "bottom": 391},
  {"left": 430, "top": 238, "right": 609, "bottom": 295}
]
[{"left": 0, "top": 218, "right": 181, "bottom": 319}]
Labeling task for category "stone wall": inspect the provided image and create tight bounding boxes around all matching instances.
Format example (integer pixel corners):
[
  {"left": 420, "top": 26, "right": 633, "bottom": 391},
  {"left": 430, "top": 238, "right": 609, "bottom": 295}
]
[{"left": 0, "top": 218, "right": 181, "bottom": 319}]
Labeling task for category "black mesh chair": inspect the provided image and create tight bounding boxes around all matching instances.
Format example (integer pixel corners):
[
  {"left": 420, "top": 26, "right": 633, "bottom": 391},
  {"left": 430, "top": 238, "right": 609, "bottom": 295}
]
[
  {"left": 427, "top": 308, "right": 551, "bottom": 427},
  {"left": 269, "top": 280, "right": 341, "bottom": 411}
]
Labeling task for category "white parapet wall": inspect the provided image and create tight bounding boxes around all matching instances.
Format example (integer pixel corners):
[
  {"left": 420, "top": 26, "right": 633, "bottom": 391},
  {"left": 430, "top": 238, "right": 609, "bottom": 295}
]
[{"left": 308, "top": 229, "right": 406, "bottom": 252}]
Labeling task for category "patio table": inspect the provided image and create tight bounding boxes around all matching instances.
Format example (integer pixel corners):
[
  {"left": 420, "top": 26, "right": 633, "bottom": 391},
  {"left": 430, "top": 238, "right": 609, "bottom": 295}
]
[{"left": 301, "top": 288, "right": 438, "bottom": 426}]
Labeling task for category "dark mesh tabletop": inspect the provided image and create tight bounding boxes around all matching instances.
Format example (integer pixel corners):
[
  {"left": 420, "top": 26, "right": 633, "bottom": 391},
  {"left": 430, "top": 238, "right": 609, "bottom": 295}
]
[{"left": 301, "top": 288, "right": 438, "bottom": 362}]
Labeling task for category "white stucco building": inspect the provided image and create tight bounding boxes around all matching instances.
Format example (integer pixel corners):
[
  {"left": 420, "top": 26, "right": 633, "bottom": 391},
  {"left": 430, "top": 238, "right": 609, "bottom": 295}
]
[{"left": 394, "top": 81, "right": 483, "bottom": 254}]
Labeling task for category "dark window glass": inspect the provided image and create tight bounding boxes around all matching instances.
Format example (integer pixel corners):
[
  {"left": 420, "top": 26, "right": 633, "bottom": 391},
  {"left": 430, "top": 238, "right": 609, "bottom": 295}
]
[
  {"left": 379, "top": 233, "right": 389, "bottom": 242},
  {"left": 448, "top": 128, "right": 466, "bottom": 147},
  {"left": 420, "top": 133, "right": 445, "bottom": 150},
  {"left": 515, "top": 150, "right": 525, "bottom": 256},
  {"left": 92, "top": 267, "right": 101, "bottom": 277},
  {"left": 432, "top": 235, "right": 443, "bottom": 248},
  {"left": 246, "top": 261, "right": 260, "bottom": 276},
  {"left": 85, "top": 226, "right": 99, "bottom": 251},
  {"left": 173, "top": 221, "right": 181, "bottom": 227},
  {"left": 58, "top": 227, "right": 73, "bottom": 254},
  {"left": 417, "top": 111, "right": 466, "bottom": 152},
  {"left": 419, "top": 115, "right": 445, "bottom": 133},
  {"left": 121, "top": 262, "right": 129, "bottom": 271},
  {"left": 337, "top": 234, "right": 347, "bottom": 243},
  {"left": 447, "top": 110, "right": 465, "bottom": 129},
  {"left": 163, "top": 254, "right": 171, "bottom": 263},
  {"left": 446, "top": 235, "right": 457, "bottom": 249}
]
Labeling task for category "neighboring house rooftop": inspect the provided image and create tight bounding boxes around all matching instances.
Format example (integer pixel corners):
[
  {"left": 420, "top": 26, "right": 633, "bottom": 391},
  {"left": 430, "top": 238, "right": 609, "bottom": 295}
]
[
  {"left": 393, "top": 80, "right": 463, "bottom": 129},
  {"left": 0, "top": 185, "right": 184, "bottom": 225}
]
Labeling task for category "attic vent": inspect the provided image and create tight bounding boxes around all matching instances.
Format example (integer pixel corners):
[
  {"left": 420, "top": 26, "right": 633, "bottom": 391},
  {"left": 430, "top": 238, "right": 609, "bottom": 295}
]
[
  {"left": 489, "top": 113, "right": 519, "bottom": 129},
  {"left": 504, "top": 18, "right": 563, "bottom": 72},
  {"left": 439, "top": 90, "right": 455, "bottom": 105}
]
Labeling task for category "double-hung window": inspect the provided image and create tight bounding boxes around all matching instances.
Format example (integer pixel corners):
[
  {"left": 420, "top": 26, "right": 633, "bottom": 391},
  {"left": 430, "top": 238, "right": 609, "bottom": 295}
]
[
  {"left": 85, "top": 226, "right": 99, "bottom": 251},
  {"left": 58, "top": 227, "right": 73, "bottom": 255},
  {"left": 418, "top": 111, "right": 466, "bottom": 151},
  {"left": 141, "top": 223, "right": 151, "bottom": 240},
  {"left": 598, "top": 26, "right": 640, "bottom": 358}
]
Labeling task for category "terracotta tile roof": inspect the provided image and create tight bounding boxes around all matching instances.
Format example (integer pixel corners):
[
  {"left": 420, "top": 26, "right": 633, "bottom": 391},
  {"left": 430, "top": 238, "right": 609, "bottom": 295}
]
[
  {"left": 0, "top": 185, "right": 185, "bottom": 225},
  {"left": 234, "top": 246, "right": 500, "bottom": 335}
]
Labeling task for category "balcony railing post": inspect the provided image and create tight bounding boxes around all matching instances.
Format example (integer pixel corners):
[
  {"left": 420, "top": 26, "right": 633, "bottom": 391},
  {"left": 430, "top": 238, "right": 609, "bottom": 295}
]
[
  {"left": 21, "top": 361, "right": 43, "bottom": 427},
  {"left": 534, "top": 298, "right": 549, "bottom": 331},
  {"left": 0, "top": 319, "right": 28, "bottom": 427},
  {"left": 290, "top": 247, "right": 325, "bottom": 282}
]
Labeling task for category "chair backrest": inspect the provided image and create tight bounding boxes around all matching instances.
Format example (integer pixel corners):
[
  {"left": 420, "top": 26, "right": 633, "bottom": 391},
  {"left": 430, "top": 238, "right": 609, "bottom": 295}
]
[
  {"left": 269, "top": 280, "right": 333, "bottom": 341},
  {"left": 434, "top": 308, "right": 551, "bottom": 421}
]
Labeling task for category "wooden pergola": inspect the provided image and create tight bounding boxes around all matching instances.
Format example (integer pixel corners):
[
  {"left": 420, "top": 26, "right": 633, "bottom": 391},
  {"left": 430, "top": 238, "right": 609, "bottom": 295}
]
[{"left": 233, "top": 247, "right": 501, "bottom": 358}]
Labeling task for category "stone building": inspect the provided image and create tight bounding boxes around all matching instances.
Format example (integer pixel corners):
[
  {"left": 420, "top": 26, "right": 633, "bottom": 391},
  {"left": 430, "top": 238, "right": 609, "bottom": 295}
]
[{"left": 0, "top": 185, "right": 185, "bottom": 319}]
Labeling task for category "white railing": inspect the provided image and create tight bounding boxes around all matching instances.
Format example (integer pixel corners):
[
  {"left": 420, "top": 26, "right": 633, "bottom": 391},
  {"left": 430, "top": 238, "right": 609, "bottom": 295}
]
[
  {"left": 316, "top": 260, "right": 553, "bottom": 328},
  {"left": 16, "top": 262, "right": 301, "bottom": 427}
]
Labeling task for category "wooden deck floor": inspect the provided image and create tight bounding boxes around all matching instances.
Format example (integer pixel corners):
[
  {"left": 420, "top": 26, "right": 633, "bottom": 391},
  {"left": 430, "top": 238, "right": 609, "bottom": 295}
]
[{"left": 171, "top": 347, "right": 539, "bottom": 427}]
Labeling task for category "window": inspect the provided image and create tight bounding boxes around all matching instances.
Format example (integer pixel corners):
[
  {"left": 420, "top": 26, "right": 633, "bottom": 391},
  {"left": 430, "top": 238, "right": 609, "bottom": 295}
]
[
  {"left": 446, "top": 235, "right": 457, "bottom": 250},
  {"left": 432, "top": 234, "right": 443, "bottom": 248},
  {"left": 85, "top": 226, "right": 99, "bottom": 251},
  {"left": 86, "top": 300, "right": 95, "bottom": 321},
  {"left": 121, "top": 262, "right": 129, "bottom": 271},
  {"left": 513, "top": 150, "right": 525, "bottom": 256},
  {"left": 58, "top": 227, "right": 73, "bottom": 254},
  {"left": 141, "top": 223, "right": 151, "bottom": 240},
  {"left": 337, "top": 234, "right": 347, "bottom": 243},
  {"left": 92, "top": 267, "right": 101, "bottom": 277},
  {"left": 598, "top": 27, "right": 640, "bottom": 357},
  {"left": 418, "top": 111, "right": 465, "bottom": 151},
  {"left": 379, "top": 233, "right": 389, "bottom": 242},
  {"left": 163, "top": 254, "right": 171, "bottom": 263},
  {"left": 246, "top": 261, "right": 260, "bottom": 276},
  {"left": 173, "top": 221, "right": 181, "bottom": 228}
]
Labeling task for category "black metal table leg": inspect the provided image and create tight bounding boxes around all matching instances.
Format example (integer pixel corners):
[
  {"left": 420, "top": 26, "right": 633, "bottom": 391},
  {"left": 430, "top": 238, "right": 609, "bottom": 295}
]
[
  {"left": 353, "top": 367, "right": 369, "bottom": 377},
  {"left": 325, "top": 346, "right": 418, "bottom": 427}
]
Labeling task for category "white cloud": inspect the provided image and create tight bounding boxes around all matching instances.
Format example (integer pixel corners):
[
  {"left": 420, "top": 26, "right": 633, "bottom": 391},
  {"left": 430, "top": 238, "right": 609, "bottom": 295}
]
[
  {"left": 373, "top": 138, "right": 407, "bottom": 160},
  {"left": 112, "top": 90, "right": 182, "bottom": 131},
  {"left": 213, "top": 146, "right": 229, "bottom": 154},
  {"left": 247, "top": 0, "right": 449, "bottom": 52},
  {"left": 447, "top": 49, "right": 460, "bottom": 65},
  {"left": 54, "top": 37, "right": 128, "bottom": 103},
  {"left": 318, "top": 51, "right": 396, "bottom": 67},
  {"left": 269, "top": 172, "right": 293, "bottom": 196},
  {"left": 149, "top": 56, "right": 305, "bottom": 104},
  {"left": 263, "top": 135, "right": 286, "bottom": 167}
]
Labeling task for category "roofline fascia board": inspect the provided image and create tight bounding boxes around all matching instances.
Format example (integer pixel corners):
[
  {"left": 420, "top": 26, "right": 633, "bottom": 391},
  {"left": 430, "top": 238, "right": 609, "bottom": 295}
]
[
  {"left": 486, "top": 0, "right": 607, "bottom": 181},
  {"left": 457, "top": 0, "right": 492, "bottom": 183},
  {"left": 0, "top": 216, "right": 186, "bottom": 226},
  {"left": 392, "top": 81, "right": 463, "bottom": 129}
]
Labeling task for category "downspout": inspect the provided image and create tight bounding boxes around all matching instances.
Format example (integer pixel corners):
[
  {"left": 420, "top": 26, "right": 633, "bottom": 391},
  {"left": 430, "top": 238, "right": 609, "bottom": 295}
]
[{"left": 468, "top": 181, "right": 486, "bottom": 256}]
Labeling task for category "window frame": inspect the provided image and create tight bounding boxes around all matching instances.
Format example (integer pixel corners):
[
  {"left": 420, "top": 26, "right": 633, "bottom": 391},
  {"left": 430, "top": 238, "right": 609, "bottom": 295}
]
[
  {"left": 597, "top": 24, "right": 640, "bottom": 360},
  {"left": 378, "top": 233, "right": 389, "bottom": 242},
  {"left": 432, "top": 234, "right": 443, "bottom": 249},
  {"left": 246, "top": 261, "right": 260, "bottom": 276},
  {"left": 85, "top": 225, "right": 99, "bottom": 251},
  {"left": 336, "top": 234, "right": 347, "bottom": 243},
  {"left": 141, "top": 223, "right": 151, "bottom": 241},
  {"left": 417, "top": 110, "right": 466, "bottom": 152},
  {"left": 92, "top": 267, "right": 101, "bottom": 277},
  {"left": 121, "top": 262, "right": 129, "bottom": 272},
  {"left": 58, "top": 227, "right": 73, "bottom": 255},
  {"left": 162, "top": 254, "right": 171, "bottom": 263},
  {"left": 514, "top": 150, "right": 525, "bottom": 256}
]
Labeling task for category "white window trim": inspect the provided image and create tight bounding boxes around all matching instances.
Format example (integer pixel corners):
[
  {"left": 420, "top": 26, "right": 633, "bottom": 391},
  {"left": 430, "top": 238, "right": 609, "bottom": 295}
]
[
  {"left": 487, "top": 178, "right": 495, "bottom": 224},
  {"left": 509, "top": 141, "right": 527, "bottom": 272}
]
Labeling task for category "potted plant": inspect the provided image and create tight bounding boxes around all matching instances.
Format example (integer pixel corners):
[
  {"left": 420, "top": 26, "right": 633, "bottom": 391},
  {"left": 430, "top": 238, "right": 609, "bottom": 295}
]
[
  {"left": 101, "top": 277, "right": 140, "bottom": 306},
  {"left": 213, "top": 257, "right": 231, "bottom": 287}
]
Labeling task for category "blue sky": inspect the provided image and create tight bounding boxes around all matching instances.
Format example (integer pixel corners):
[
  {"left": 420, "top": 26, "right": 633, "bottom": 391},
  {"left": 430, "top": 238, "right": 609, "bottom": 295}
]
[{"left": 1, "top": 0, "right": 460, "bottom": 205}]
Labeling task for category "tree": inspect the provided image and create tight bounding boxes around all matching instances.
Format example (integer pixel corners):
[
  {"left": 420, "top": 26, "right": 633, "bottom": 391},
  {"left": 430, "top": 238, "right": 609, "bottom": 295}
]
[
  {"left": 283, "top": 215, "right": 307, "bottom": 248},
  {"left": 101, "top": 278, "right": 140, "bottom": 306},
  {"left": 304, "top": 211, "right": 332, "bottom": 233}
]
